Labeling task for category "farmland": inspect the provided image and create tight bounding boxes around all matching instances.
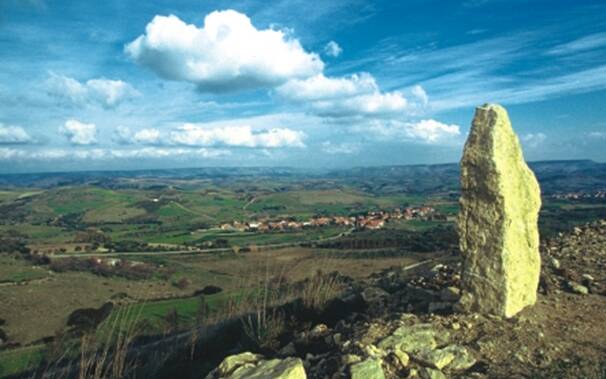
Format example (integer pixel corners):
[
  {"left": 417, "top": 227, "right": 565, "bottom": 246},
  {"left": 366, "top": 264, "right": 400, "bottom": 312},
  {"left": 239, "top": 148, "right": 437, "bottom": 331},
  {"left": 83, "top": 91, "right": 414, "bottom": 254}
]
[{"left": 0, "top": 162, "right": 605, "bottom": 377}]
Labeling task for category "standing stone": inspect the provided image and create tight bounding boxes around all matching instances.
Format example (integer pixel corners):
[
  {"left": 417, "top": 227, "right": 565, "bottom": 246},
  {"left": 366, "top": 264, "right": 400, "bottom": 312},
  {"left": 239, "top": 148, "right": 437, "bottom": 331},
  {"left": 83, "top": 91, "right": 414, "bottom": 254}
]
[{"left": 457, "top": 104, "right": 541, "bottom": 318}]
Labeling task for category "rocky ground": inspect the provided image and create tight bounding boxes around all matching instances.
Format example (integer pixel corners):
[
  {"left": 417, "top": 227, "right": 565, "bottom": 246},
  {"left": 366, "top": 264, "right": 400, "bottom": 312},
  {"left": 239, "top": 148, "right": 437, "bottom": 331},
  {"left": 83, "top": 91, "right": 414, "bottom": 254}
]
[{"left": 205, "top": 220, "right": 606, "bottom": 379}]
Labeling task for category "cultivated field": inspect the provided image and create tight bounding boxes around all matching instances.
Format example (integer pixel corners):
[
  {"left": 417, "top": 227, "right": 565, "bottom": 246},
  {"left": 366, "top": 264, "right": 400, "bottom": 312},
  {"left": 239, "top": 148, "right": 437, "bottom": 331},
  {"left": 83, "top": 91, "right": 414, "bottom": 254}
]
[{"left": 1, "top": 166, "right": 605, "bottom": 377}]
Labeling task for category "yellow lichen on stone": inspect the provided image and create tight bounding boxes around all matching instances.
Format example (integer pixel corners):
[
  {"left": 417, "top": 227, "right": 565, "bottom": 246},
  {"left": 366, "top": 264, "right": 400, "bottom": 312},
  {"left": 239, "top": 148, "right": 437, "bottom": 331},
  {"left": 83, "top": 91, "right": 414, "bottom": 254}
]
[{"left": 458, "top": 104, "right": 541, "bottom": 318}]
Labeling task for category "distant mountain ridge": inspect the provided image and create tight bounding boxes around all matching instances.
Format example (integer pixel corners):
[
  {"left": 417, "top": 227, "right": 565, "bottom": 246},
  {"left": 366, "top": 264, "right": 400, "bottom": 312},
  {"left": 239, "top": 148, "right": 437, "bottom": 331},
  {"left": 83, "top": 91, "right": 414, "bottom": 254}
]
[{"left": 0, "top": 160, "right": 604, "bottom": 195}]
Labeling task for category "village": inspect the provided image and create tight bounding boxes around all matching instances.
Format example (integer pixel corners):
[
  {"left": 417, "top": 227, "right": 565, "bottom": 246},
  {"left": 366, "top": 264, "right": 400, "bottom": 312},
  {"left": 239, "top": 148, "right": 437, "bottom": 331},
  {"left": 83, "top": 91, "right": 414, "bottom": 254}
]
[{"left": 218, "top": 205, "right": 445, "bottom": 233}]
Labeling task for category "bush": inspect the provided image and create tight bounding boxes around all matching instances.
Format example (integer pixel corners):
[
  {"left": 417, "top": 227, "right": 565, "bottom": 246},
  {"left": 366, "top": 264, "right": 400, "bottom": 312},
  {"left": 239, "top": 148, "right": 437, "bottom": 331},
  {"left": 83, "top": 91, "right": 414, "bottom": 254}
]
[
  {"left": 173, "top": 277, "right": 191, "bottom": 290},
  {"left": 49, "top": 258, "right": 155, "bottom": 280},
  {"left": 241, "top": 310, "right": 285, "bottom": 352},
  {"left": 194, "top": 285, "right": 223, "bottom": 296},
  {"left": 301, "top": 270, "right": 345, "bottom": 312},
  {"left": 0, "top": 236, "right": 30, "bottom": 255}
]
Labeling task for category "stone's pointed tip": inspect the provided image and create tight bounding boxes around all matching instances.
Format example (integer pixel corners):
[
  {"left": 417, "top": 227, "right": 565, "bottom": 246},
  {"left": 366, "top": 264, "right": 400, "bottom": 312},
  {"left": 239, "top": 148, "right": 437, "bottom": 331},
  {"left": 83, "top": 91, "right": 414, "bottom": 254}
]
[
  {"left": 478, "top": 103, "right": 503, "bottom": 109},
  {"left": 476, "top": 103, "right": 507, "bottom": 114}
]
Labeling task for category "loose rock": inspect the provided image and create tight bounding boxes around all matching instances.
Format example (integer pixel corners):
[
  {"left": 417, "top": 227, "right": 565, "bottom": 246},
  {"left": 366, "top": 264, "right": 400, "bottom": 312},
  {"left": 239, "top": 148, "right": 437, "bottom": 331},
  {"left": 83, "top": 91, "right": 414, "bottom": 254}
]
[
  {"left": 205, "top": 353, "right": 306, "bottom": 379},
  {"left": 349, "top": 358, "right": 385, "bottom": 379},
  {"left": 378, "top": 324, "right": 449, "bottom": 354},
  {"left": 420, "top": 367, "right": 447, "bottom": 379},
  {"left": 568, "top": 281, "right": 589, "bottom": 295}
]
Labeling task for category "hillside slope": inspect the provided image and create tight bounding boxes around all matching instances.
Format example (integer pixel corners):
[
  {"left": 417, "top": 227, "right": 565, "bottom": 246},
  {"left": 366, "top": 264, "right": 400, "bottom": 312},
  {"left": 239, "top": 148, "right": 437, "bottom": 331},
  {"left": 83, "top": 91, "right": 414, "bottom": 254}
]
[{"left": 206, "top": 220, "right": 606, "bottom": 379}]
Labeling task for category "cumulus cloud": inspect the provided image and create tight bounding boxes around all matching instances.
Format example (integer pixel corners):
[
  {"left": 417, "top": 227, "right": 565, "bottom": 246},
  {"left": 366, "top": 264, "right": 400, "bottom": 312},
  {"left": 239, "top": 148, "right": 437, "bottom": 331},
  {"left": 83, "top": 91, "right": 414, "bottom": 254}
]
[
  {"left": 125, "top": 10, "right": 323, "bottom": 92},
  {"left": 277, "top": 73, "right": 377, "bottom": 101},
  {"left": 170, "top": 124, "right": 305, "bottom": 148},
  {"left": 313, "top": 92, "right": 408, "bottom": 117},
  {"left": 277, "top": 73, "right": 410, "bottom": 117},
  {"left": 60, "top": 119, "right": 97, "bottom": 145},
  {"left": 113, "top": 126, "right": 133, "bottom": 145},
  {"left": 522, "top": 132, "right": 547, "bottom": 148},
  {"left": 0, "top": 147, "right": 230, "bottom": 160},
  {"left": 112, "top": 127, "right": 162, "bottom": 145},
  {"left": 411, "top": 85, "right": 429, "bottom": 106},
  {"left": 404, "top": 119, "right": 460, "bottom": 142},
  {"left": 0, "top": 124, "right": 32, "bottom": 144},
  {"left": 321, "top": 141, "right": 360, "bottom": 154},
  {"left": 362, "top": 119, "right": 461, "bottom": 143},
  {"left": 46, "top": 73, "right": 138, "bottom": 108},
  {"left": 324, "top": 41, "right": 343, "bottom": 57},
  {"left": 133, "top": 128, "right": 161, "bottom": 144},
  {"left": 109, "top": 147, "right": 230, "bottom": 159}
]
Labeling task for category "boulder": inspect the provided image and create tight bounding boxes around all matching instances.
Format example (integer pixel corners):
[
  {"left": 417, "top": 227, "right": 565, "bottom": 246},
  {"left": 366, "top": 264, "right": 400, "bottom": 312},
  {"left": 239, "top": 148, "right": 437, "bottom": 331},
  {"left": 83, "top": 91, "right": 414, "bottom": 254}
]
[
  {"left": 420, "top": 367, "right": 447, "bottom": 379},
  {"left": 215, "top": 352, "right": 263, "bottom": 377},
  {"left": 568, "top": 281, "right": 589, "bottom": 295},
  {"left": 440, "top": 286, "right": 461, "bottom": 302},
  {"left": 393, "top": 350, "right": 410, "bottom": 367},
  {"left": 412, "top": 344, "right": 476, "bottom": 371},
  {"left": 458, "top": 104, "right": 541, "bottom": 318},
  {"left": 443, "top": 345, "right": 476, "bottom": 371},
  {"left": 413, "top": 347, "right": 455, "bottom": 370},
  {"left": 349, "top": 358, "right": 385, "bottom": 379},
  {"left": 205, "top": 352, "right": 306, "bottom": 379},
  {"left": 377, "top": 324, "right": 449, "bottom": 354},
  {"left": 361, "top": 286, "right": 390, "bottom": 304}
]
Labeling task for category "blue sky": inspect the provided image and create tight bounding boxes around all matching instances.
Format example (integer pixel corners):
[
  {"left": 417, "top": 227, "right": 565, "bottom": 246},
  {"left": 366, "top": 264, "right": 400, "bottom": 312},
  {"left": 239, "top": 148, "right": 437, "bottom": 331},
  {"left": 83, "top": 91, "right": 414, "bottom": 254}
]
[{"left": 0, "top": 0, "right": 605, "bottom": 173}]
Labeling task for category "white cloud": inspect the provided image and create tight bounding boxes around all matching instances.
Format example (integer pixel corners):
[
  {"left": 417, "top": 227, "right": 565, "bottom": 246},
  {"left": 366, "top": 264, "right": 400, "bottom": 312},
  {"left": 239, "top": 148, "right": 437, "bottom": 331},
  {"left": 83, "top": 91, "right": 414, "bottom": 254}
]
[
  {"left": 0, "top": 147, "right": 230, "bottom": 160},
  {"left": 108, "top": 147, "right": 230, "bottom": 159},
  {"left": 0, "top": 124, "right": 32, "bottom": 144},
  {"left": 170, "top": 124, "right": 306, "bottom": 148},
  {"left": 0, "top": 148, "right": 70, "bottom": 160},
  {"left": 324, "top": 41, "right": 343, "bottom": 57},
  {"left": 588, "top": 131, "right": 606, "bottom": 139},
  {"left": 125, "top": 10, "right": 323, "bottom": 92},
  {"left": 404, "top": 119, "right": 460, "bottom": 142},
  {"left": 60, "top": 119, "right": 97, "bottom": 145},
  {"left": 361, "top": 119, "right": 461, "bottom": 143},
  {"left": 321, "top": 141, "right": 360, "bottom": 154},
  {"left": 277, "top": 73, "right": 410, "bottom": 117},
  {"left": 113, "top": 126, "right": 133, "bottom": 144},
  {"left": 546, "top": 32, "right": 606, "bottom": 56},
  {"left": 522, "top": 132, "right": 547, "bottom": 148},
  {"left": 313, "top": 91, "right": 408, "bottom": 117},
  {"left": 133, "top": 128, "right": 161, "bottom": 144},
  {"left": 112, "top": 126, "right": 161, "bottom": 145},
  {"left": 411, "top": 85, "right": 428, "bottom": 106},
  {"left": 277, "top": 73, "right": 377, "bottom": 101},
  {"left": 46, "top": 73, "right": 138, "bottom": 108}
]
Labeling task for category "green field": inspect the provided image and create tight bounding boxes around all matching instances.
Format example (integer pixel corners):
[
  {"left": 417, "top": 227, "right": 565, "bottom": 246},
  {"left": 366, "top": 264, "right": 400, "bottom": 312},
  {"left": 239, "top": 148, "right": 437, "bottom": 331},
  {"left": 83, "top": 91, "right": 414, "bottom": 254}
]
[
  {"left": 0, "top": 345, "right": 45, "bottom": 377},
  {"left": 0, "top": 186, "right": 434, "bottom": 251},
  {"left": 1, "top": 173, "right": 605, "bottom": 378}
]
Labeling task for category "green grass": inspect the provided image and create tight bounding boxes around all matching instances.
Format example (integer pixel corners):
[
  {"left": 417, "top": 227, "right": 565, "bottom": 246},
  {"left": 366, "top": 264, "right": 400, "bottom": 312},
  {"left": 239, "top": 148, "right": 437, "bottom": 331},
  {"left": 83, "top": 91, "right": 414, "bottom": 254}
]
[
  {"left": 0, "top": 270, "right": 48, "bottom": 283},
  {"left": 0, "top": 344, "right": 45, "bottom": 377},
  {"left": 0, "top": 190, "right": 20, "bottom": 203},
  {"left": 385, "top": 219, "right": 448, "bottom": 232},
  {"left": 110, "top": 290, "right": 248, "bottom": 333},
  {"left": 0, "top": 224, "right": 72, "bottom": 243},
  {"left": 0, "top": 256, "right": 49, "bottom": 283},
  {"left": 0, "top": 289, "right": 254, "bottom": 377},
  {"left": 433, "top": 202, "right": 459, "bottom": 215},
  {"left": 1, "top": 185, "right": 449, "bottom": 248}
]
